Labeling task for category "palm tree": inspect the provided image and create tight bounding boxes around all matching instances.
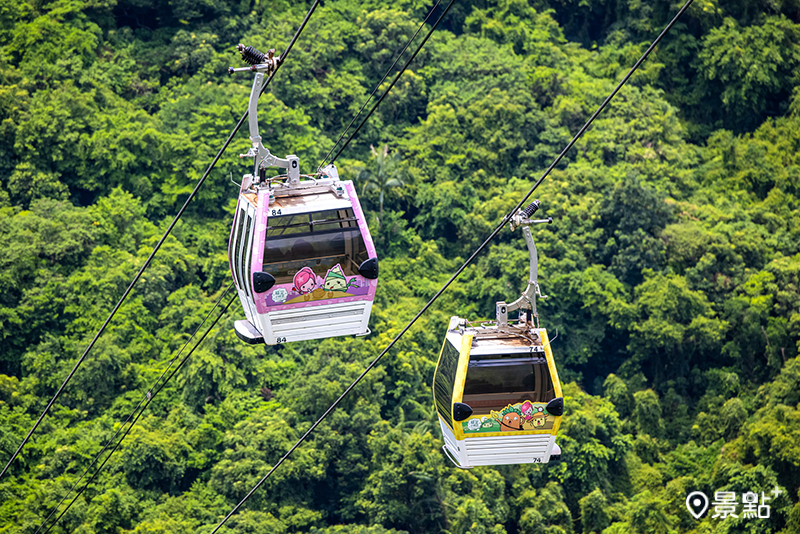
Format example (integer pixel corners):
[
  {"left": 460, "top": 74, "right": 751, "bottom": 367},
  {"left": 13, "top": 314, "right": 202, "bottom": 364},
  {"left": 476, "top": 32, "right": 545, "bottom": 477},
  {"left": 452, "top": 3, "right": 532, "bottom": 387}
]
[{"left": 356, "top": 144, "right": 407, "bottom": 223}]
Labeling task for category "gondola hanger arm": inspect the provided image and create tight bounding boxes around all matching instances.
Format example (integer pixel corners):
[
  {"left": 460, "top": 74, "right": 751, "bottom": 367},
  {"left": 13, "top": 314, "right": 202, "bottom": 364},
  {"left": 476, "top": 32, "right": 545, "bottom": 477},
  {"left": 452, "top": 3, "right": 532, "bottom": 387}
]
[
  {"left": 229, "top": 44, "right": 300, "bottom": 187},
  {"left": 496, "top": 200, "right": 553, "bottom": 329}
]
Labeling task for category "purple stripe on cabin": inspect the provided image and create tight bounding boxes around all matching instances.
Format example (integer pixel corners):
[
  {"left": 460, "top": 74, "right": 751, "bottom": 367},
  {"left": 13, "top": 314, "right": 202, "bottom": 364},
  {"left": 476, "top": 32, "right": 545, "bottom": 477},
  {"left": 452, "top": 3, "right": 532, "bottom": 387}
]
[
  {"left": 344, "top": 182, "right": 377, "bottom": 259},
  {"left": 344, "top": 181, "right": 378, "bottom": 301},
  {"left": 252, "top": 187, "right": 269, "bottom": 314}
]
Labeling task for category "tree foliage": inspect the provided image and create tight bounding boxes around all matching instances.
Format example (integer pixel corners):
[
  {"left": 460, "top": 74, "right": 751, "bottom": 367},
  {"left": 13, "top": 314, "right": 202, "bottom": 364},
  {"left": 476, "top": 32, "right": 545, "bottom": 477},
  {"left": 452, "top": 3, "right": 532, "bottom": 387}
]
[{"left": 0, "top": 0, "right": 799, "bottom": 533}]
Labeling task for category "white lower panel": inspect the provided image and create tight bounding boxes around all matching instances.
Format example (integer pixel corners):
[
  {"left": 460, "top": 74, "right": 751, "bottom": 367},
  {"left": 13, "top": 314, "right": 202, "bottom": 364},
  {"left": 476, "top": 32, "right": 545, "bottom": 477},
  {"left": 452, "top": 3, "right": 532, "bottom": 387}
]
[
  {"left": 439, "top": 420, "right": 466, "bottom": 467},
  {"left": 440, "top": 421, "right": 458, "bottom": 453},
  {"left": 257, "top": 300, "right": 372, "bottom": 344},
  {"left": 236, "top": 288, "right": 257, "bottom": 326},
  {"left": 439, "top": 417, "right": 557, "bottom": 468}
]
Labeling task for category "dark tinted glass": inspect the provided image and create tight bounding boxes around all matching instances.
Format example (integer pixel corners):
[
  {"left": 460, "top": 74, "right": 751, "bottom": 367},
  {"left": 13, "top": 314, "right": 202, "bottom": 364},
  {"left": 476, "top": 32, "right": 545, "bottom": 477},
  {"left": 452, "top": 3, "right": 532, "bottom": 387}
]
[
  {"left": 267, "top": 214, "right": 309, "bottom": 235},
  {"left": 263, "top": 209, "right": 368, "bottom": 283},
  {"left": 232, "top": 208, "right": 247, "bottom": 289},
  {"left": 462, "top": 355, "right": 555, "bottom": 415},
  {"left": 434, "top": 340, "right": 460, "bottom": 426}
]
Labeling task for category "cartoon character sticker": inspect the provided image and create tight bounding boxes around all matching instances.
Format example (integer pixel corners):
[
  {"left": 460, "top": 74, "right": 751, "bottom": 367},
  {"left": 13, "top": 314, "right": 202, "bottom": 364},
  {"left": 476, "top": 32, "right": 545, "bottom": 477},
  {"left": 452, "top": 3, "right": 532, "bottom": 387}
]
[
  {"left": 268, "top": 263, "right": 369, "bottom": 306},
  {"left": 530, "top": 409, "right": 547, "bottom": 429},
  {"left": 463, "top": 416, "right": 501, "bottom": 433},
  {"left": 499, "top": 406, "right": 524, "bottom": 431},
  {"left": 519, "top": 401, "right": 548, "bottom": 430},
  {"left": 322, "top": 264, "right": 359, "bottom": 295},
  {"left": 461, "top": 402, "right": 552, "bottom": 434},
  {"left": 292, "top": 267, "right": 318, "bottom": 300},
  {"left": 480, "top": 418, "right": 501, "bottom": 432},
  {"left": 521, "top": 400, "right": 534, "bottom": 420}
]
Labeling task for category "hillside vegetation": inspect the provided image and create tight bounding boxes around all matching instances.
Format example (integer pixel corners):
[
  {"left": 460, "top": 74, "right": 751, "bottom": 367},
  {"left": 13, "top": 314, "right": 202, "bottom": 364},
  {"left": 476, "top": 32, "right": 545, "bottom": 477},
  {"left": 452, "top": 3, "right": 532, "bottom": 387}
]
[{"left": 1, "top": 0, "right": 800, "bottom": 532}]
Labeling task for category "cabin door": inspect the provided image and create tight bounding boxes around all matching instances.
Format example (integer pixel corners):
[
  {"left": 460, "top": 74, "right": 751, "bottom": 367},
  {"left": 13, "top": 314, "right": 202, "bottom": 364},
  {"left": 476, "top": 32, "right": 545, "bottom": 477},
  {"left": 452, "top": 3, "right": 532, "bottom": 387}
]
[{"left": 232, "top": 203, "right": 259, "bottom": 325}]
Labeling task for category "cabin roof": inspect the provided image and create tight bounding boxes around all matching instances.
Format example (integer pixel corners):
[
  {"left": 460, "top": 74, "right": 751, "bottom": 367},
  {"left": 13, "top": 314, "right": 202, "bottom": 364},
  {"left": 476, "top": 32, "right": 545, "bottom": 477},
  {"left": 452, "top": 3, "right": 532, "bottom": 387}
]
[
  {"left": 239, "top": 182, "right": 354, "bottom": 215},
  {"left": 446, "top": 322, "right": 547, "bottom": 356},
  {"left": 272, "top": 191, "right": 352, "bottom": 214}
]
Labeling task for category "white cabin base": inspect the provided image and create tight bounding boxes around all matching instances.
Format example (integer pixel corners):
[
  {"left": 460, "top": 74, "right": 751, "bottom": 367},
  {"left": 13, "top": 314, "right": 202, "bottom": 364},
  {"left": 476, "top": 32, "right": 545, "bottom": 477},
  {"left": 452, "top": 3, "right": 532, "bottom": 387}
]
[
  {"left": 256, "top": 300, "right": 373, "bottom": 344},
  {"left": 439, "top": 418, "right": 560, "bottom": 468},
  {"left": 234, "top": 319, "right": 264, "bottom": 344}
]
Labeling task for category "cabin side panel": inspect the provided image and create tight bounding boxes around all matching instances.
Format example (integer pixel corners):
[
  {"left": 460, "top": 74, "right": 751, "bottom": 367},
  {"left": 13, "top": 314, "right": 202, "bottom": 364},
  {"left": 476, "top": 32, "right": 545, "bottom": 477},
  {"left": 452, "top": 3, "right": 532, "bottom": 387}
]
[{"left": 434, "top": 336, "right": 460, "bottom": 429}]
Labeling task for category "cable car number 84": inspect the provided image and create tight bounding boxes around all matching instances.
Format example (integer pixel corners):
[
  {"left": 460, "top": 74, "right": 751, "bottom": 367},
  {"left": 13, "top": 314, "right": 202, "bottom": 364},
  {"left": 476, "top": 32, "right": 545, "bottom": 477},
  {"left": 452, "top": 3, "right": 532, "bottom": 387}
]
[{"left": 270, "top": 209, "right": 282, "bottom": 216}]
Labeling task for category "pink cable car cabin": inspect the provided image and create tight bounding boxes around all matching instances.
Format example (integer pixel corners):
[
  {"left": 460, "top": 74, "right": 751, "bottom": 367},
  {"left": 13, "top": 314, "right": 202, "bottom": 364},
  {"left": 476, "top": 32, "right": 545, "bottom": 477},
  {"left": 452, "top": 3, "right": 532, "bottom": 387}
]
[
  {"left": 229, "top": 167, "right": 378, "bottom": 345},
  {"left": 226, "top": 46, "right": 378, "bottom": 346}
]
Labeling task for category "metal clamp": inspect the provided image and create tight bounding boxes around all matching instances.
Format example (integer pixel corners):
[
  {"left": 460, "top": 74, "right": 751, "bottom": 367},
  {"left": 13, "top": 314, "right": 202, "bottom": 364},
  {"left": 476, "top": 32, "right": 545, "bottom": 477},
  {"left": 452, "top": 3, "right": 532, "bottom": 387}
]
[{"left": 228, "top": 44, "right": 280, "bottom": 75}]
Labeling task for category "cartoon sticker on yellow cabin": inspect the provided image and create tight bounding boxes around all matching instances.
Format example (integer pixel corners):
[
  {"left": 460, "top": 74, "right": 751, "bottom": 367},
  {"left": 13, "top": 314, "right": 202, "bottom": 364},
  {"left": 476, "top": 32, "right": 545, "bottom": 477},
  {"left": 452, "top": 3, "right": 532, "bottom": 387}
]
[
  {"left": 461, "top": 401, "right": 552, "bottom": 433},
  {"left": 520, "top": 400, "right": 548, "bottom": 429}
]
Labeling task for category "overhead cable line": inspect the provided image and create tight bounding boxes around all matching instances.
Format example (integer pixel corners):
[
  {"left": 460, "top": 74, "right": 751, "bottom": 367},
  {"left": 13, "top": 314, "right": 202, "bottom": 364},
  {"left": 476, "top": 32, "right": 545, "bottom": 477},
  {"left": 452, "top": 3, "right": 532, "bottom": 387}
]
[
  {"left": 39, "top": 288, "right": 238, "bottom": 534},
  {"left": 326, "top": 0, "right": 457, "bottom": 166},
  {"left": 317, "top": 0, "right": 443, "bottom": 171},
  {"left": 0, "top": 0, "right": 321, "bottom": 483},
  {"left": 35, "top": 284, "right": 235, "bottom": 533},
  {"left": 209, "top": 1, "right": 694, "bottom": 530}
]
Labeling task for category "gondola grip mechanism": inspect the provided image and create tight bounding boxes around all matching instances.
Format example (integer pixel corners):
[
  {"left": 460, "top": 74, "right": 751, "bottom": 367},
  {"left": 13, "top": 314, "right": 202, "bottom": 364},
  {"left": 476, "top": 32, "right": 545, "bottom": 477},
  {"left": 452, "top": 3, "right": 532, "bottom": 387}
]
[
  {"left": 498, "top": 201, "right": 551, "bottom": 328},
  {"left": 228, "top": 44, "right": 280, "bottom": 75},
  {"left": 228, "top": 43, "right": 298, "bottom": 186}
]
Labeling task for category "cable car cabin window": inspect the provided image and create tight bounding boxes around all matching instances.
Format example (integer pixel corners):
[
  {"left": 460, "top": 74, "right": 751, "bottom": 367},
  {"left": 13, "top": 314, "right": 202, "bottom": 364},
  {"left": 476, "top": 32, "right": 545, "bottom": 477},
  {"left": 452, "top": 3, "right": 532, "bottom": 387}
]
[
  {"left": 243, "top": 213, "right": 254, "bottom": 296},
  {"left": 262, "top": 209, "right": 368, "bottom": 283},
  {"left": 232, "top": 208, "right": 247, "bottom": 290},
  {"left": 462, "top": 355, "right": 555, "bottom": 415},
  {"left": 434, "top": 340, "right": 460, "bottom": 424}
]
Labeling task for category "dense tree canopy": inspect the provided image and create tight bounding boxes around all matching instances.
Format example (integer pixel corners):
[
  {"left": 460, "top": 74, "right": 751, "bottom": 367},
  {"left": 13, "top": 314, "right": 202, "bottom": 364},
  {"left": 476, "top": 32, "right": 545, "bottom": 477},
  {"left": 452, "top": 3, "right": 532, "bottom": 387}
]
[{"left": 1, "top": 0, "right": 799, "bottom": 533}]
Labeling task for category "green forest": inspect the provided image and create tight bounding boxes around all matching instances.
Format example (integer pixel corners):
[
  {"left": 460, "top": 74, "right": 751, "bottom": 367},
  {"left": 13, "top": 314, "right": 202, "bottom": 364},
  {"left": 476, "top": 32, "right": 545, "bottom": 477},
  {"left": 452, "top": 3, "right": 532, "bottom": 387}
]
[{"left": 1, "top": 0, "right": 800, "bottom": 531}]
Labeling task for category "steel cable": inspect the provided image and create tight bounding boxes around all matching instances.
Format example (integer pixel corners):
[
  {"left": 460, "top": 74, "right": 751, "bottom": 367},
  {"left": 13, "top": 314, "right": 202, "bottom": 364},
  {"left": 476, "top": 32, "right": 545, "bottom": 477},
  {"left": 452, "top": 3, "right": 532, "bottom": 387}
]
[
  {"left": 41, "top": 291, "right": 238, "bottom": 534},
  {"left": 316, "top": 0, "right": 443, "bottom": 172},
  {"left": 327, "top": 0, "right": 457, "bottom": 166},
  {"left": 34, "top": 284, "right": 235, "bottom": 534},
  {"left": 0, "top": 0, "right": 321, "bottom": 483}
]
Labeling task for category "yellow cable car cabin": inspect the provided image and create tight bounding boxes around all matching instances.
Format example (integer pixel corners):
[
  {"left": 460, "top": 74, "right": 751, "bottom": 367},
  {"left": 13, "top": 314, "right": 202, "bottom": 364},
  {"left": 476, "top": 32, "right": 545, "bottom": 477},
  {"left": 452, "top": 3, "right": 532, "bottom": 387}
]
[
  {"left": 434, "top": 317, "right": 562, "bottom": 468},
  {"left": 433, "top": 200, "right": 564, "bottom": 468}
]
